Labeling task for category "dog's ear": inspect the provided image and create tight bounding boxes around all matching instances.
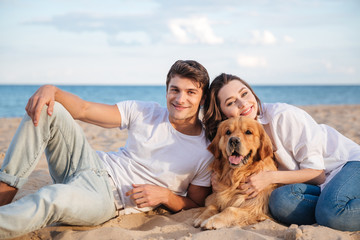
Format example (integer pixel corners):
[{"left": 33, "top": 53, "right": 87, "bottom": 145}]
[
  {"left": 208, "top": 135, "right": 221, "bottom": 159},
  {"left": 258, "top": 127, "right": 273, "bottom": 160},
  {"left": 209, "top": 156, "right": 223, "bottom": 173}
]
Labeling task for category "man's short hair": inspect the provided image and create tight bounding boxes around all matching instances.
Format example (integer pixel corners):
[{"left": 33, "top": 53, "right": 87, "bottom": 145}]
[{"left": 166, "top": 60, "right": 210, "bottom": 98}]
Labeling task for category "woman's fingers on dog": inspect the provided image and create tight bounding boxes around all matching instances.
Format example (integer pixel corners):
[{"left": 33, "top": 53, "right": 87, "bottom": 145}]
[
  {"left": 238, "top": 183, "right": 251, "bottom": 195},
  {"left": 246, "top": 191, "right": 258, "bottom": 199},
  {"left": 238, "top": 183, "right": 260, "bottom": 198},
  {"left": 245, "top": 187, "right": 255, "bottom": 195},
  {"left": 238, "top": 183, "right": 249, "bottom": 190}
]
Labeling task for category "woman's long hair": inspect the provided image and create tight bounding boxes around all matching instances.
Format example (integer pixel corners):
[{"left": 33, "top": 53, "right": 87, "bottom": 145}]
[{"left": 203, "top": 73, "right": 262, "bottom": 141}]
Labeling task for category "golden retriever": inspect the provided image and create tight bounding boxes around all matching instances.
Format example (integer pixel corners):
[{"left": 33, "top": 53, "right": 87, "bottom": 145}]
[{"left": 194, "top": 116, "right": 277, "bottom": 230}]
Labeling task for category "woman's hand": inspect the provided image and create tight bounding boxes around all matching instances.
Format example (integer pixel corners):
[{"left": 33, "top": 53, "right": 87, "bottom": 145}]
[{"left": 238, "top": 171, "right": 274, "bottom": 199}]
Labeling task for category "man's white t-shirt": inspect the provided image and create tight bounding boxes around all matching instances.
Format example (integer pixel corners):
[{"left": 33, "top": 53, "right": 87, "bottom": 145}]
[
  {"left": 97, "top": 101, "right": 213, "bottom": 214},
  {"left": 258, "top": 103, "right": 360, "bottom": 190}
]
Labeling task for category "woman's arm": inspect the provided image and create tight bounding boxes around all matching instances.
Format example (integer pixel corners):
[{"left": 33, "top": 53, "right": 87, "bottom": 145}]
[
  {"left": 239, "top": 168, "right": 325, "bottom": 198},
  {"left": 265, "top": 168, "right": 325, "bottom": 185}
]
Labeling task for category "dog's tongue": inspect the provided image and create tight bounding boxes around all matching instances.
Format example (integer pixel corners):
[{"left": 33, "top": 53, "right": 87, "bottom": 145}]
[{"left": 229, "top": 155, "right": 243, "bottom": 165}]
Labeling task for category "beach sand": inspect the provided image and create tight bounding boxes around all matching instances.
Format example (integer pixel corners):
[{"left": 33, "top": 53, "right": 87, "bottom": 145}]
[{"left": 1, "top": 105, "right": 360, "bottom": 240}]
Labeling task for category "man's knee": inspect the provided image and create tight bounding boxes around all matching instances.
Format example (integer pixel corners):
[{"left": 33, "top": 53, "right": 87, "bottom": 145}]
[
  {"left": 25, "top": 101, "right": 66, "bottom": 122},
  {"left": 51, "top": 102, "right": 70, "bottom": 117},
  {"left": 43, "top": 102, "right": 74, "bottom": 127}
]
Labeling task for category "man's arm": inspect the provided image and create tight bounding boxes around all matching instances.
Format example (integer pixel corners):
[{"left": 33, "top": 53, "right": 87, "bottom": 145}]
[
  {"left": 25, "top": 85, "right": 121, "bottom": 128},
  {"left": 126, "top": 184, "right": 211, "bottom": 212},
  {"left": 169, "top": 184, "right": 211, "bottom": 211}
]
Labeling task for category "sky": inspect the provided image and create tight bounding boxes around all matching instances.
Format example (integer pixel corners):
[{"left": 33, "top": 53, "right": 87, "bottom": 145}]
[{"left": 0, "top": 0, "right": 359, "bottom": 85}]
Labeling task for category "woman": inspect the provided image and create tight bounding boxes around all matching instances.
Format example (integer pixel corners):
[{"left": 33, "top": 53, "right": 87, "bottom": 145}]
[{"left": 203, "top": 73, "right": 360, "bottom": 231}]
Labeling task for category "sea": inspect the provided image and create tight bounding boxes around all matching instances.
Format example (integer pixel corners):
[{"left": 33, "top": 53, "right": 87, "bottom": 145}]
[{"left": 0, "top": 85, "right": 359, "bottom": 118}]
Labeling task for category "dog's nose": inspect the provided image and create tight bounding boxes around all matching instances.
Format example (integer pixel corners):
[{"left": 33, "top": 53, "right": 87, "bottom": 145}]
[{"left": 229, "top": 137, "right": 240, "bottom": 147}]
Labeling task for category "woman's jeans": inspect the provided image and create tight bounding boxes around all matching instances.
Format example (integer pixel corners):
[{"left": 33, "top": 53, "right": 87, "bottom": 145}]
[
  {"left": 0, "top": 102, "right": 117, "bottom": 239},
  {"left": 269, "top": 161, "right": 360, "bottom": 231}
]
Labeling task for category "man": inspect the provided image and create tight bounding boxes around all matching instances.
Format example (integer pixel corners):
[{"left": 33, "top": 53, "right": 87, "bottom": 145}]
[{"left": 0, "top": 60, "right": 213, "bottom": 238}]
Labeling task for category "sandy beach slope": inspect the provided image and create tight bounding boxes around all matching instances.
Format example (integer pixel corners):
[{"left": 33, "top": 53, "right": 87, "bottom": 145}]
[{"left": 0, "top": 105, "right": 359, "bottom": 240}]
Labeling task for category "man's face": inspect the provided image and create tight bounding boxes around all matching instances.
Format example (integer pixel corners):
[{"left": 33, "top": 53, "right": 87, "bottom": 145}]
[{"left": 166, "top": 75, "right": 204, "bottom": 125}]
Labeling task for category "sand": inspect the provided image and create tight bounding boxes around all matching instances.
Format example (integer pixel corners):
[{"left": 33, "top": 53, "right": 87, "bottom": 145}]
[{"left": 0, "top": 105, "right": 360, "bottom": 240}]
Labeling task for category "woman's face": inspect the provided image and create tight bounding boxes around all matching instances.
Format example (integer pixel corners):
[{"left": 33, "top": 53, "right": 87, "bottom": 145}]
[{"left": 218, "top": 80, "right": 258, "bottom": 120}]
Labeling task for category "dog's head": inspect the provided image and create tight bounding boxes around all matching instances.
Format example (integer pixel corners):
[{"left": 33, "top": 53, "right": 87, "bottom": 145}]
[{"left": 208, "top": 117, "right": 273, "bottom": 171}]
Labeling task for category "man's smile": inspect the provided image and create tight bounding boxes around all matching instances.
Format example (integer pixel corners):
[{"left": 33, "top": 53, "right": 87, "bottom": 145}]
[{"left": 172, "top": 103, "right": 188, "bottom": 110}]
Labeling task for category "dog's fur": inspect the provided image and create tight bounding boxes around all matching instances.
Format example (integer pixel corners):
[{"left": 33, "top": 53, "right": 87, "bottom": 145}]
[{"left": 194, "top": 116, "right": 277, "bottom": 230}]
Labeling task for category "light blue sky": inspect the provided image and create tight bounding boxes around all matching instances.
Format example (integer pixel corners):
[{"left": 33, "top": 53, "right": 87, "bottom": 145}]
[{"left": 1, "top": 0, "right": 359, "bottom": 85}]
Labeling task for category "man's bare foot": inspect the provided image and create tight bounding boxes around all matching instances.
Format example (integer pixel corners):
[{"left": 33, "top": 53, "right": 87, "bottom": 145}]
[{"left": 0, "top": 182, "right": 18, "bottom": 206}]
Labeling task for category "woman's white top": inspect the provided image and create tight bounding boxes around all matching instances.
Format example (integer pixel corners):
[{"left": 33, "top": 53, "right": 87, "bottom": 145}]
[{"left": 258, "top": 103, "right": 360, "bottom": 189}]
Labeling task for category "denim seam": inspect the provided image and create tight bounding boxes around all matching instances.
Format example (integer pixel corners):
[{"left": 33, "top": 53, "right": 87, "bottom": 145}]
[
  {"left": 18, "top": 131, "right": 49, "bottom": 179},
  {"left": 333, "top": 168, "right": 359, "bottom": 213},
  {"left": 49, "top": 124, "right": 76, "bottom": 181},
  {"left": 290, "top": 184, "right": 318, "bottom": 204}
]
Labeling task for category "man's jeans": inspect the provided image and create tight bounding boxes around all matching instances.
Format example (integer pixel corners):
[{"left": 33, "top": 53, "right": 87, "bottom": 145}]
[
  {"left": 269, "top": 161, "right": 360, "bottom": 231},
  {"left": 0, "top": 102, "right": 117, "bottom": 239}
]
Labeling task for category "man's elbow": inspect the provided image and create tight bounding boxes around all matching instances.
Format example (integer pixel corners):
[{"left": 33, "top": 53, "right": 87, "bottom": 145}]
[{"left": 186, "top": 186, "right": 211, "bottom": 208}]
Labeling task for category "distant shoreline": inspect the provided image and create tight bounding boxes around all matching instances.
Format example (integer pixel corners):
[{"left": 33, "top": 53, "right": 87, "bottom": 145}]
[{"left": 1, "top": 85, "right": 360, "bottom": 118}]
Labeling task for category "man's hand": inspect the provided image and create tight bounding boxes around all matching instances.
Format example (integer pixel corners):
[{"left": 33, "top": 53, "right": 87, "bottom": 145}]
[
  {"left": 126, "top": 183, "right": 210, "bottom": 212},
  {"left": 126, "top": 184, "right": 171, "bottom": 208},
  {"left": 25, "top": 85, "right": 57, "bottom": 126}
]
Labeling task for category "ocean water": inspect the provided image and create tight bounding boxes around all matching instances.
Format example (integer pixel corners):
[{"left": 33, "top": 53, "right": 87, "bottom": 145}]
[{"left": 0, "top": 85, "right": 359, "bottom": 118}]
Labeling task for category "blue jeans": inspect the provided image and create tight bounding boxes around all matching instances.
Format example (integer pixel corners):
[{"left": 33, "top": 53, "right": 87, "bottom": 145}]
[
  {"left": 269, "top": 161, "right": 360, "bottom": 231},
  {"left": 0, "top": 102, "right": 117, "bottom": 239}
]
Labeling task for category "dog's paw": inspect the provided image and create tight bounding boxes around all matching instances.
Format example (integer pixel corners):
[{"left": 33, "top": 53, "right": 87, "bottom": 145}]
[
  {"left": 200, "top": 215, "right": 227, "bottom": 230},
  {"left": 193, "top": 216, "right": 208, "bottom": 228},
  {"left": 193, "top": 217, "right": 202, "bottom": 228}
]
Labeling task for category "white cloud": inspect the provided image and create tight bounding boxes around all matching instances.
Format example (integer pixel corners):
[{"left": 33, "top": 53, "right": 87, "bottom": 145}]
[
  {"left": 237, "top": 55, "right": 268, "bottom": 68},
  {"left": 108, "top": 31, "right": 151, "bottom": 45},
  {"left": 324, "top": 61, "right": 332, "bottom": 70},
  {"left": 283, "top": 35, "right": 294, "bottom": 43},
  {"left": 250, "top": 30, "right": 277, "bottom": 45},
  {"left": 168, "top": 17, "right": 223, "bottom": 45},
  {"left": 323, "top": 61, "right": 355, "bottom": 74}
]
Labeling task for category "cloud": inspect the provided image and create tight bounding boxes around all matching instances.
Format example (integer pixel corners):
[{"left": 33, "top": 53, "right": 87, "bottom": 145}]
[
  {"left": 24, "top": 12, "right": 223, "bottom": 46},
  {"left": 168, "top": 17, "right": 223, "bottom": 45},
  {"left": 283, "top": 35, "right": 294, "bottom": 43},
  {"left": 25, "top": 13, "right": 147, "bottom": 34},
  {"left": 108, "top": 31, "right": 151, "bottom": 45},
  {"left": 248, "top": 31, "right": 294, "bottom": 45},
  {"left": 23, "top": 12, "right": 164, "bottom": 45},
  {"left": 323, "top": 61, "right": 355, "bottom": 75},
  {"left": 250, "top": 30, "right": 277, "bottom": 45},
  {"left": 237, "top": 55, "right": 267, "bottom": 68}
]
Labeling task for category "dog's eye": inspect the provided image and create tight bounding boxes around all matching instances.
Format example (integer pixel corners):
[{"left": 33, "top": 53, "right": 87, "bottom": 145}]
[
  {"left": 226, "top": 130, "right": 231, "bottom": 135},
  {"left": 245, "top": 130, "right": 252, "bottom": 135}
]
